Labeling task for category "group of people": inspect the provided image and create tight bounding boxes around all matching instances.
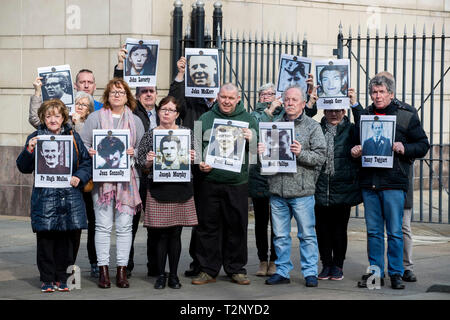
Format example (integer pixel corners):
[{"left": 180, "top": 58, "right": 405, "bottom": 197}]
[{"left": 16, "top": 43, "right": 429, "bottom": 293}]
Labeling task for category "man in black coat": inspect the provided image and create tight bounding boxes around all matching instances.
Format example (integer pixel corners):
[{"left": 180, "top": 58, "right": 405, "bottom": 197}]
[
  {"left": 169, "top": 56, "right": 216, "bottom": 277},
  {"left": 351, "top": 74, "right": 429, "bottom": 290}
]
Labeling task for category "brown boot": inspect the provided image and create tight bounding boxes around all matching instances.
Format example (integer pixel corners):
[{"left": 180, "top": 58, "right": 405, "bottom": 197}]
[
  {"left": 116, "top": 266, "right": 130, "bottom": 288},
  {"left": 98, "top": 265, "right": 111, "bottom": 289}
]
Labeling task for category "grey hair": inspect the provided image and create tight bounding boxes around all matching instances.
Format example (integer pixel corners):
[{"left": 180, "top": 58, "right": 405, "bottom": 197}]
[
  {"left": 369, "top": 75, "right": 396, "bottom": 95},
  {"left": 257, "top": 83, "right": 276, "bottom": 96},
  {"left": 220, "top": 82, "right": 239, "bottom": 95},
  {"left": 74, "top": 90, "right": 95, "bottom": 114},
  {"left": 281, "top": 84, "right": 306, "bottom": 102}
]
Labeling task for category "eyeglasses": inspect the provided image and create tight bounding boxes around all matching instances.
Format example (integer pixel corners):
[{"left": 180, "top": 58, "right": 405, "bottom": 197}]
[
  {"left": 159, "top": 108, "right": 178, "bottom": 114},
  {"left": 260, "top": 92, "right": 275, "bottom": 97},
  {"left": 109, "top": 91, "right": 126, "bottom": 96},
  {"left": 75, "top": 102, "right": 90, "bottom": 108}
]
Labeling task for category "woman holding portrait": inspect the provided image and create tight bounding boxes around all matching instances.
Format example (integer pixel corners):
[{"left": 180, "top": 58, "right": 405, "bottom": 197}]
[{"left": 80, "top": 78, "right": 145, "bottom": 289}]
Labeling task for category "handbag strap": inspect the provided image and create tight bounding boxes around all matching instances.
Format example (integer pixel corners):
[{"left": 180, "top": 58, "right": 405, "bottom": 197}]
[{"left": 71, "top": 130, "right": 80, "bottom": 168}]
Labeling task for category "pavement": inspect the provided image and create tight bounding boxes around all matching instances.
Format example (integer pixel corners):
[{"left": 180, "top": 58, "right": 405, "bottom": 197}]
[{"left": 0, "top": 214, "right": 449, "bottom": 302}]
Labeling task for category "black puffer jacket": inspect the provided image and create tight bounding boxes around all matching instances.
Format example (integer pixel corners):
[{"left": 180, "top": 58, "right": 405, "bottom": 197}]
[
  {"left": 356, "top": 101, "right": 430, "bottom": 192},
  {"left": 315, "top": 116, "right": 362, "bottom": 207},
  {"left": 16, "top": 124, "right": 92, "bottom": 233}
]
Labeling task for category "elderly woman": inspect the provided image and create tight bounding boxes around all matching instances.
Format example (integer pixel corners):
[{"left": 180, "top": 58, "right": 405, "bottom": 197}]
[
  {"left": 136, "top": 96, "right": 197, "bottom": 290},
  {"left": 249, "top": 81, "right": 318, "bottom": 277},
  {"left": 16, "top": 99, "right": 92, "bottom": 293},
  {"left": 80, "top": 78, "right": 144, "bottom": 289},
  {"left": 314, "top": 105, "right": 362, "bottom": 281},
  {"left": 29, "top": 78, "right": 100, "bottom": 279}
]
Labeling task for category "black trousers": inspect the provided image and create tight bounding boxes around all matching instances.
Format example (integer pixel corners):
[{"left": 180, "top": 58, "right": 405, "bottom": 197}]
[
  {"left": 128, "top": 174, "right": 157, "bottom": 273},
  {"left": 186, "top": 170, "right": 203, "bottom": 271},
  {"left": 195, "top": 181, "right": 248, "bottom": 278},
  {"left": 83, "top": 191, "right": 97, "bottom": 265},
  {"left": 36, "top": 231, "right": 76, "bottom": 283},
  {"left": 151, "top": 226, "right": 183, "bottom": 275},
  {"left": 315, "top": 204, "right": 351, "bottom": 269},
  {"left": 252, "top": 197, "right": 277, "bottom": 262}
]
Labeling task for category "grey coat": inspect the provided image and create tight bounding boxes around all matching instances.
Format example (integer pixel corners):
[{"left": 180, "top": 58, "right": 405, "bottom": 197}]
[{"left": 268, "top": 113, "right": 326, "bottom": 199}]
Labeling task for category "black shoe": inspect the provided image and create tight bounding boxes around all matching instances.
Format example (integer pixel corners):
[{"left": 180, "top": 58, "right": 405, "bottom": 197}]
[
  {"left": 357, "top": 273, "right": 385, "bottom": 288},
  {"left": 390, "top": 274, "right": 405, "bottom": 289},
  {"left": 154, "top": 274, "right": 167, "bottom": 289},
  {"left": 168, "top": 274, "right": 182, "bottom": 289},
  {"left": 402, "top": 270, "right": 417, "bottom": 282},
  {"left": 265, "top": 274, "right": 290, "bottom": 285},
  {"left": 184, "top": 267, "right": 200, "bottom": 277}
]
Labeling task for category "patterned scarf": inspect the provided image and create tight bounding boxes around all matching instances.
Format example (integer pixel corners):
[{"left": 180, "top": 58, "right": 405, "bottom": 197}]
[
  {"left": 324, "top": 122, "right": 337, "bottom": 176},
  {"left": 97, "top": 107, "right": 142, "bottom": 215}
]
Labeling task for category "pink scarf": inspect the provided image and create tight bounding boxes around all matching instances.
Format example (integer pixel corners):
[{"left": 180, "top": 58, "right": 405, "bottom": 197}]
[{"left": 97, "top": 107, "right": 142, "bottom": 215}]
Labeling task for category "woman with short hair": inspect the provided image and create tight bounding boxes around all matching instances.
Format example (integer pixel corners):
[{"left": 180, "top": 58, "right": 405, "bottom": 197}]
[
  {"left": 17, "top": 99, "right": 92, "bottom": 293},
  {"left": 136, "top": 96, "right": 197, "bottom": 290}
]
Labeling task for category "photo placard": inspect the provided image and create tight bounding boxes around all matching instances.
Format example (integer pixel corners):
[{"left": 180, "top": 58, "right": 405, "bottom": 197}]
[
  {"left": 259, "top": 122, "right": 297, "bottom": 173},
  {"left": 124, "top": 38, "right": 160, "bottom": 87},
  {"left": 93, "top": 129, "right": 131, "bottom": 182},
  {"left": 360, "top": 115, "right": 396, "bottom": 168},
  {"left": 276, "top": 54, "right": 312, "bottom": 98},
  {"left": 153, "top": 129, "right": 191, "bottom": 182},
  {"left": 185, "top": 48, "right": 220, "bottom": 98},
  {"left": 205, "top": 119, "right": 248, "bottom": 173},
  {"left": 38, "top": 65, "right": 74, "bottom": 114},
  {"left": 315, "top": 59, "right": 350, "bottom": 109},
  {"left": 35, "top": 135, "right": 73, "bottom": 188}
]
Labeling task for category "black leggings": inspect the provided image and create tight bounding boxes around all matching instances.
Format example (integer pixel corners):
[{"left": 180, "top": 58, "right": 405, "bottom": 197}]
[{"left": 151, "top": 226, "right": 183, "bottom": 276}]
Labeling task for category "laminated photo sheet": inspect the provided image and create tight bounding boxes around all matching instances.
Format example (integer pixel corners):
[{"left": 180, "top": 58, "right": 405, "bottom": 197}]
[
  {"left": 205, "top": 119, "right": 248, "bottom": 173},
  {"left": 360, "top": 115, "right": 396, "bottom": 168},
  {"left": 153, "top": 129, "right": 191, "bottom": 182},
  {"left": 124, "top": 38, "right": 160, "bottom": 88},
  {"left": 185, "top": 48, "right": 220, "bottom": 98},
  {"left": 93, "top": 129, "right": 131, "bottom": 182},
  {"left": 38, "top": 64, "right": 75, "bottom": 114},
  {"left": 315, "top": 58, "right": 350, "bottom": 110},
  {"left": 259, "top": 122, "right": 297, "bottom": 174},
  {"left": 35, "top": 135, "right": 73, "bottom": 188}
]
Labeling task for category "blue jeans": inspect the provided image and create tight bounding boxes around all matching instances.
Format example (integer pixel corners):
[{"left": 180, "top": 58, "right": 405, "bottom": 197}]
[
  {"left": 270, "top": 195, "right": 318, "bottom": 278},
  {"left": 362, "top": 189, "right": 405, "bottom": 278}
]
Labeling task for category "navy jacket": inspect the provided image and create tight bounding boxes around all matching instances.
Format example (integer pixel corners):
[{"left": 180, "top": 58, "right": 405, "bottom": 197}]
[{"left": 16, "top": 124, "right": 92, "bottom": 233}]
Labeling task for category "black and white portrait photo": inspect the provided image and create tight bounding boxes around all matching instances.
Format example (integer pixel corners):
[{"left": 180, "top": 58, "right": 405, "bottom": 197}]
[
  {"left": 93, "top": 129, "right": 131, "bottom": 182},
  {"left": 315, "top": 59, "right": 350, "bottom": 110},
  {"left": 153, "top": 129, "right": 191, "bottom": 182},
  {"left": 35, "top": 135, "right": 73, "bottom": 188},
  {"left": 205, "top": 119, "right": 248, "bottom": 173},
  {"left": 259, "top": 122, "right": 297, "bottom": 173},
  {"left": 360, "top": 115, "right": 396, "bottom": 168},
  {"left": 185, "top": 48, "right": 220, "bottom": 98},
  {"left": 124, "top": 38, "right": 160, "bottom": 87},
  {"left": 276, "top": 54, "right": 312, "bottom": 97},
  {"left": 38, "top": 65, "right": 74, "bottom": 113}
]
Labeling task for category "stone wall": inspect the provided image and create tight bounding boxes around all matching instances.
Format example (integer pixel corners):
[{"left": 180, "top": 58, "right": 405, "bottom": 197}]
[{"left": 0, "top": 0, "right": 449, "bottom": 216}]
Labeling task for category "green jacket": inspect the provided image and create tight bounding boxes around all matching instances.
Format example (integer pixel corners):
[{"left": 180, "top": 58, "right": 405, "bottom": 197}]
[
  {"left": 199, "top": 100, "right": 258, "bottom": 185},
  {"left": 248, "top": 102, "right": 317, "bottom": 198}
]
